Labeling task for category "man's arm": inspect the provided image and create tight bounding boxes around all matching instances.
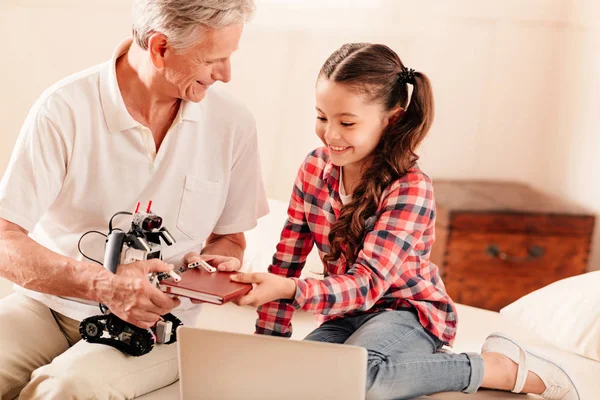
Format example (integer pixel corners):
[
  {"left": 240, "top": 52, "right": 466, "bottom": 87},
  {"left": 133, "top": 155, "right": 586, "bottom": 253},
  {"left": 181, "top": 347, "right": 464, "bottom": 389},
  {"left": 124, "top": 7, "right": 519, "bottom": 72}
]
[
  {"left": 0, "top": 218, "right": 111, "bottom": 302},
  {"left": 0, "top": 218, "right": 180, "bottom": 328},
  {"left": 182, "top": 232, "right": 246, "bottom": 274},
  {"left": 202, "top": 232, "right": 246, "bottom": 262}
]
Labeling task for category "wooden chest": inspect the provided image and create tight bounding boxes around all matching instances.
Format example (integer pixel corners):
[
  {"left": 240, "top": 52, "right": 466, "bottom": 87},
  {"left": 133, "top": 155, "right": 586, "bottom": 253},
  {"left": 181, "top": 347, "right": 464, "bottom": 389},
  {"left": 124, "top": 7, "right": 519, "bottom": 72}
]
[{"left": 430, "top": 180, "right": 595, "bottom": 312}]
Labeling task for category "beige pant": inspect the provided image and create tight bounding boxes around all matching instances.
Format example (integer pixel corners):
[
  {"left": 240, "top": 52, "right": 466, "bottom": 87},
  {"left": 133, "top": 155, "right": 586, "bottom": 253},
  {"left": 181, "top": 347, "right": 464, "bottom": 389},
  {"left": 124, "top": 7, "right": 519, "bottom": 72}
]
[{"left": 0, "top": 293, "right": 179, "bottom": 400}]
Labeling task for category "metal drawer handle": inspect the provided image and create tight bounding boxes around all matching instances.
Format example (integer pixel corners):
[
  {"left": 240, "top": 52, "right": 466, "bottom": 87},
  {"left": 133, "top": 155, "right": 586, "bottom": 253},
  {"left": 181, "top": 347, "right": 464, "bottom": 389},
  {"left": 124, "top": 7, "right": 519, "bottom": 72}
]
[{"left": 485, "top": 244, "right": 545, "bottom": 262}]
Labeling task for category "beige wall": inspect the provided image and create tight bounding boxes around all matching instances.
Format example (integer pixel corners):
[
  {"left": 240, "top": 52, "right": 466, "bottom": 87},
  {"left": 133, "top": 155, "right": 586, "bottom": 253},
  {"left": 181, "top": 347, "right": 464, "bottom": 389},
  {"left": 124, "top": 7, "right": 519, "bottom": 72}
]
[
  {"left": 532, "top": 1, "right": 600, "bottom": 270},
  {"left": 0, "top": 0, "right": 598, "bottom": 284}
]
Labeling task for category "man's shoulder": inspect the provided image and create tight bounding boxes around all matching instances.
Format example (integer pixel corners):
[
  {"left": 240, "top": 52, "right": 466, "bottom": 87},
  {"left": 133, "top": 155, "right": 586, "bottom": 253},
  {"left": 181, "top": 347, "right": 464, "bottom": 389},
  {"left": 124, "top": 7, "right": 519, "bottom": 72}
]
[
  {"left": 203, "top": 86, "right": 255, "bottom": 129},
  {"left": 34, "top": 62, "right": 106, "bottom": 119}
]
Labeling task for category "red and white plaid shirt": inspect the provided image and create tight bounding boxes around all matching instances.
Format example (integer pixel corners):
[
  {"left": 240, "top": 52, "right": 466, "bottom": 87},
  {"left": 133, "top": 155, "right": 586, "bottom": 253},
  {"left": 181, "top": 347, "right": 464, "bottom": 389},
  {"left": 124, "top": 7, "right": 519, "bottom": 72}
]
[{"left": 256, "top": 148, "right": 457, "bottom": 345}]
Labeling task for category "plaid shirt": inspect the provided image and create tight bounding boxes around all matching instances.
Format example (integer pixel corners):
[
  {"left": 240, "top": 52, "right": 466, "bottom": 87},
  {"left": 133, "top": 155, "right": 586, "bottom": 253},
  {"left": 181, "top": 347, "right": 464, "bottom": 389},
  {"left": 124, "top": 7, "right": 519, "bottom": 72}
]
[{"left": 256, "top": 148, "right": 457, "bottom": 345}]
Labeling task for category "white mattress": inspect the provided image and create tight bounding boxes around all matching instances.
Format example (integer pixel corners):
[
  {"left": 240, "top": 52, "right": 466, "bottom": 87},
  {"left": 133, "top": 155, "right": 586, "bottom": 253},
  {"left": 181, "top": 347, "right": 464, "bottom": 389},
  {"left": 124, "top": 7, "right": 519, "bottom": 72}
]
[{"left": 138, "top": 303, "right": 599, "bottom": 399}]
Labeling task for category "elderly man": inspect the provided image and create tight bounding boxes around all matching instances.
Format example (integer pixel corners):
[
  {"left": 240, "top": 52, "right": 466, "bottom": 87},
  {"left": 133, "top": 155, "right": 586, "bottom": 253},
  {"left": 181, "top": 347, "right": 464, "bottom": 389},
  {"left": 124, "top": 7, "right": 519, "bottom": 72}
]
[{"left": 0, "top": 0, "right": 266, "bottom": 398}]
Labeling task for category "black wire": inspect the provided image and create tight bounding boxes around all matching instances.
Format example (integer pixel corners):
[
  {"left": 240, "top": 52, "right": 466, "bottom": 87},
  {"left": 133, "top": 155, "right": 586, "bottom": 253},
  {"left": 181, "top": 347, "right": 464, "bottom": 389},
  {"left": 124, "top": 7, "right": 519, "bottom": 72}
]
[
  {"left": 77, "top": 230, "right": 107, "bottom": 265},
  {"left": 109, "top": 212, "right": 132, "bottom": 233}
]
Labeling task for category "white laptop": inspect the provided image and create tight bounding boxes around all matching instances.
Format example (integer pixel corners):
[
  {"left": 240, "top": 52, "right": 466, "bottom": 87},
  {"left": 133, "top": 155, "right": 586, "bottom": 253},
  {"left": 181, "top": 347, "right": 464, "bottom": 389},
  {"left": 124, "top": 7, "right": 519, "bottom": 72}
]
[{"left": 177, "top": 326, "right": 368, "bottom": 400}]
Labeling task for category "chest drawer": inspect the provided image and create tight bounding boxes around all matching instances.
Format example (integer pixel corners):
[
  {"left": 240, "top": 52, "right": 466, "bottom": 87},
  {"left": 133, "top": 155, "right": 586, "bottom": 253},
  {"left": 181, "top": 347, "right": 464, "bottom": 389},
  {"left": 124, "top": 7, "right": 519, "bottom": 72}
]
[
  {"left": 431, "top": 180, "right": 595, "bottom": 311},
  {"left": 442, "top": 231, "right": 590, "bottom": 311}
]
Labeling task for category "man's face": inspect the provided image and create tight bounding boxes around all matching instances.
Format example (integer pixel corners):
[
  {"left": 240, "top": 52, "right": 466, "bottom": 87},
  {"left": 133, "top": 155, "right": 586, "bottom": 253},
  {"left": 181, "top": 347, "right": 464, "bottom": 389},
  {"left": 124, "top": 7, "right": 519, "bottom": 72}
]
[{"left": 159, "top": 24, "right": 243, "bottom": 103}]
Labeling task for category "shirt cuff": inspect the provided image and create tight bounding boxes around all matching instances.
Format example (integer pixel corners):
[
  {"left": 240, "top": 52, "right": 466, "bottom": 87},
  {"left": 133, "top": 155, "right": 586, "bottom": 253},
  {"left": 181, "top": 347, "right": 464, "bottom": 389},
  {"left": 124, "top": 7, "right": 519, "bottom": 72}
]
[
  {"left": 212, "top": 204, "right": 270, "bottom": 235},
  {"left": 212, "top": 219, "right": 259, "bottom": 235},
  {"left": 290, "top": 277, "right": 308, "bottom": 310},
  {"left": 255, "top": 327, "right": 292, "bottom": 337}
]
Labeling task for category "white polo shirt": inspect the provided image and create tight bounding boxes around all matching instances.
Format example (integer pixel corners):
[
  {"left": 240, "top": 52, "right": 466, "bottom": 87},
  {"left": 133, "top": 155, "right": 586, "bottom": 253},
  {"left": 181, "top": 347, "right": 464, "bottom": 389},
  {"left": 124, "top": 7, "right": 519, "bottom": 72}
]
[{"left": 0, "top": 40, "right": 269, "bottom": 325}]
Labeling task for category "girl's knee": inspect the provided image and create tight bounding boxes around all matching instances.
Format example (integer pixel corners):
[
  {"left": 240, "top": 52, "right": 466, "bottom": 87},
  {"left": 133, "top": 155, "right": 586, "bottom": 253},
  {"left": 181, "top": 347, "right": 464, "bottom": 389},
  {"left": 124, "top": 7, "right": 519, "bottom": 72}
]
[
  {"left": 365, "top": 352, "right": 416, "bottom": 400},
  {"left": 365, "top": 351, "right": 387, "bottom": 395}
]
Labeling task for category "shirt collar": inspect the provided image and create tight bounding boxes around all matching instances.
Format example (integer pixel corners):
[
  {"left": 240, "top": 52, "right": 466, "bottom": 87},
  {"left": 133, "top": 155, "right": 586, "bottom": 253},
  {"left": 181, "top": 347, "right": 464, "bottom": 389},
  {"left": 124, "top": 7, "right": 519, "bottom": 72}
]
[
  {"left": 99, "top": 39, "right": 138, "bottom": 133},
  {"left": 181, "top": 98, "right": 203, "bottom": 122},
  {"left": 322, "top": 149, "right": 341, "bottom": 195},
  {"left": 100, "top": 38, "right": 204, "bottom": 133}
]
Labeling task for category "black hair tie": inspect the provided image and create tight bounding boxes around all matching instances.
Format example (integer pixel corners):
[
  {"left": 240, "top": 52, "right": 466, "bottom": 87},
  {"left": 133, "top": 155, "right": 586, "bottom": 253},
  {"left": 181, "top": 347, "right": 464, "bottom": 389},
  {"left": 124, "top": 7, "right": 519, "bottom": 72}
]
[{"left": 398, "top": 68, "right": 416, "bottom": 85}]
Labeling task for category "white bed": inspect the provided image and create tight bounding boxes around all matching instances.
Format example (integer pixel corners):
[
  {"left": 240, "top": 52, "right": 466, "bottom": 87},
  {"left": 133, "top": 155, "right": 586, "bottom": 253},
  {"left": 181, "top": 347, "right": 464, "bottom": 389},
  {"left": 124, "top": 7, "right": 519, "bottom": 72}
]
[
  {"left": 137, "top": 302, "right": 599, "bottom": 399},
  {"left": 0, "top": 278, "right": 596, "bottom": 399}
]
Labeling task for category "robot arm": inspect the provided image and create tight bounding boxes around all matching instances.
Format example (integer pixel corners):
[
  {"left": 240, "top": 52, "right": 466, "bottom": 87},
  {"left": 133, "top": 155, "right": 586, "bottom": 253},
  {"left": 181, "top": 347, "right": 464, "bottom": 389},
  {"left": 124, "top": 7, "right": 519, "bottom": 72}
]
[{"left": 158, "top": 227, "right": 175, "bottom": 246}]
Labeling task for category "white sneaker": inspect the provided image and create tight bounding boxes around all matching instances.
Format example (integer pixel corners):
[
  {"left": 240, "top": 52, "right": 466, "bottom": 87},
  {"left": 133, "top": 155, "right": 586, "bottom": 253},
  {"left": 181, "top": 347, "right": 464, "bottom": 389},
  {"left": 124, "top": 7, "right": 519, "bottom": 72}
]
[{"left": 481, "top": 332, "right": 579, "bottom": 400}]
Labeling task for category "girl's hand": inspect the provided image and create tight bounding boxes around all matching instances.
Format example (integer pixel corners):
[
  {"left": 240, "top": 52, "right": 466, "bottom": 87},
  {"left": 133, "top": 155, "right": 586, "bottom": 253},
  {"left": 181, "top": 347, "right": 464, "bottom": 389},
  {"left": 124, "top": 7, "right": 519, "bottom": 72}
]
[{"left": 230, "top": 273, "right": 297, "bottom": 307}]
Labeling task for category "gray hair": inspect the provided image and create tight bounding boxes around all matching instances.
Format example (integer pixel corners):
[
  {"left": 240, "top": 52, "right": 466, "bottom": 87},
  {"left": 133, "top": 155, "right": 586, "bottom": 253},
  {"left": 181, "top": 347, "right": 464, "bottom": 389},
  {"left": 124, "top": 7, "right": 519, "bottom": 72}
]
[{"left": 132, "top": 0, "right": 255, "bottom": 51}]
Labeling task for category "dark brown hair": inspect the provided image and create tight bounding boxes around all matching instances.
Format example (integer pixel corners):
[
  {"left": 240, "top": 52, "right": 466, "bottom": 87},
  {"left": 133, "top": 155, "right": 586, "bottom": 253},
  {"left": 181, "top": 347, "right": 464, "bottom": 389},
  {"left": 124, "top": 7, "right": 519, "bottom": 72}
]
[{"left": 321, "top": 43, "right": 434, "bottom": 266}]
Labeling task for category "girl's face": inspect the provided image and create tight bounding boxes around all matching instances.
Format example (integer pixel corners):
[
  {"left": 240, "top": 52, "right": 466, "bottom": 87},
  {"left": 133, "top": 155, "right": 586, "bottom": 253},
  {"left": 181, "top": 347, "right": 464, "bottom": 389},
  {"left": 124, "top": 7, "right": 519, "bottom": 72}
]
[{"left": 315, "top": 79, "right": 395, "bottom": 169}]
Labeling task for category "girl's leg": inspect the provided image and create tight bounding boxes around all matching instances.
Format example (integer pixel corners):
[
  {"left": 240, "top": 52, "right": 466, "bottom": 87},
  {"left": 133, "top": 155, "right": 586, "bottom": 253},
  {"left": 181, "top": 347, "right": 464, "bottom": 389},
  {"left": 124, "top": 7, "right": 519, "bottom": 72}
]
[
  {"left": 303, "top": 317, "right": 355, "bottom": 344},
  {"left": 344, "top": 310, "right": 484, "bottom": 400}
]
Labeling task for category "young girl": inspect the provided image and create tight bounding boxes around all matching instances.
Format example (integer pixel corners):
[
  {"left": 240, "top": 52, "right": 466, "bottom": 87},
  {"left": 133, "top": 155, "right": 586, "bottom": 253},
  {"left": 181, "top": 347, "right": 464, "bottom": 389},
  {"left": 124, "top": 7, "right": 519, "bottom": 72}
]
[{"left": 231, "top": 43, "right": 578, "bottom": 400}]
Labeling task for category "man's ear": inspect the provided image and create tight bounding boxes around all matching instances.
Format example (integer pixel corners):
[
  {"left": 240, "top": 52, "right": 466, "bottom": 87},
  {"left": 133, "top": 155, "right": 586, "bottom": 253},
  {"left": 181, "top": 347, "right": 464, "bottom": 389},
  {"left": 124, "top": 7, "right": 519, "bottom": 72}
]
[{"left": 147, "top": 32, "right": 170, "bottom": 68}]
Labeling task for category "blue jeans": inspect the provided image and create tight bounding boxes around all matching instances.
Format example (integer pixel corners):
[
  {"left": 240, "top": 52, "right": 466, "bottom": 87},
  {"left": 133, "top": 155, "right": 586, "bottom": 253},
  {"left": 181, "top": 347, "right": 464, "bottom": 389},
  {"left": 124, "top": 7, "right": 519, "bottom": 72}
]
[{"left": 304, "top": 309, "right": 484, "bottom": 400}]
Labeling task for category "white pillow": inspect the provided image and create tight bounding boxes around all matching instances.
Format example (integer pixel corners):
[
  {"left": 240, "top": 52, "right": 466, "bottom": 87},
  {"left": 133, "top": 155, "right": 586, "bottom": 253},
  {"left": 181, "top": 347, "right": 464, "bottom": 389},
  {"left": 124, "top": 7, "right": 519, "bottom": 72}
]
[
  {"left": 243, "top": 198, "right": 324, "bottom": 278},
  {"left": 500, "top": 271, "right": 600, "bottom": 361}
]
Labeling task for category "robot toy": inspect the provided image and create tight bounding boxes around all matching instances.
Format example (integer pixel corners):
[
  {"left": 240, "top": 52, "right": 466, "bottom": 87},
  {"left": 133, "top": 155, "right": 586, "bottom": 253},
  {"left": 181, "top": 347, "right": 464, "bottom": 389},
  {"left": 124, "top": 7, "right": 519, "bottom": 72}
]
[{"left": 78, "top": 201, "right": 183, "bottom": 357}]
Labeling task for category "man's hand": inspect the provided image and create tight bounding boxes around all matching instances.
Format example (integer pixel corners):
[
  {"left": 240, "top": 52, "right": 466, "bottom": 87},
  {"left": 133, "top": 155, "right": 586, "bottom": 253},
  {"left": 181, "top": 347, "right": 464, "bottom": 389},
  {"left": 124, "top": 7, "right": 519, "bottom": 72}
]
[
  {"left": 183, "top": 252, "right": 241, "bottom": 272},
  {"left": 229, "top": 272, "right": 296, "bottom": 308},
  {"left": 100, "top": 259, "right": 181, "bottom": 329}
]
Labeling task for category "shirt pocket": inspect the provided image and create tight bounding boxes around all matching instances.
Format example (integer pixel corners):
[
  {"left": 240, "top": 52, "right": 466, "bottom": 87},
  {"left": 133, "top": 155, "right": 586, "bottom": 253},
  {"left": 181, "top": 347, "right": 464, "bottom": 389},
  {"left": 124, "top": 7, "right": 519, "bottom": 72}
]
[{"left": 177, "top": 175, "right": 225, "bottom": 240}]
